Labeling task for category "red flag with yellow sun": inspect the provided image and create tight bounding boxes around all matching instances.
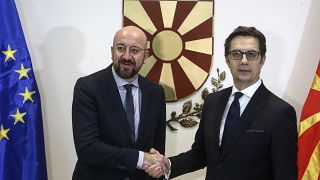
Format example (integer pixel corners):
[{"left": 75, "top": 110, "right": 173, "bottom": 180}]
[{"left": 298, "top": 61, "right": 320, "bottom": 180}]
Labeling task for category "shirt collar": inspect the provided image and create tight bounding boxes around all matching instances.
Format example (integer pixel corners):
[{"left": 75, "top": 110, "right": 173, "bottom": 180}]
[
  {"left": 231, "top": 79, "right": 262, "bottom": 98},
  {"left": 112, "top": 65, "right": 139, "bottom": 88}
]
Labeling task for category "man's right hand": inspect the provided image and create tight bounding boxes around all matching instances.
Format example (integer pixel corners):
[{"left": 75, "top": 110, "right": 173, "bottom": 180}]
[{"left": 143, "top": 148, "right": 171, "bottom": 178}]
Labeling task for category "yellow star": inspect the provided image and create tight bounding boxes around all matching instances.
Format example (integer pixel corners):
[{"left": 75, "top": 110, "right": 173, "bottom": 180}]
[
  {"left": 19, "top": 87, "right": 36, "bottom": 103},
  {"left": 0, "top": 124, "right": 10, "bottom": 140},
  {"left": 2, "top": 44, "right": 17, "bottom": 62},
  {"left": 10, "top": 108, "right": 27, "bottom": 125},
  {"left": 15, "top": 64, "right": 31, "bottom": 80}
]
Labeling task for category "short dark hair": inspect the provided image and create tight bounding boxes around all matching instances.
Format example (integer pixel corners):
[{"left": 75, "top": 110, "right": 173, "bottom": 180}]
[{"left": 224, "top": 26, "right": 266, "bottom": 57}]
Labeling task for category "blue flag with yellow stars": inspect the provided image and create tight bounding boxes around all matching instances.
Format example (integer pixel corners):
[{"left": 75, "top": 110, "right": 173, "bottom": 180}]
[{"left": 0, "top": 0, "right": 48, "bottom": 179}]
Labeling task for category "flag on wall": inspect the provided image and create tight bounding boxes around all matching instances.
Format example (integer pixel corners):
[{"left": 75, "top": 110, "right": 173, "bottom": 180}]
[
  {"left": 123, "top": 0, "right": 214, "bottom": 101},
  {"left": 0, "top": 0, "right": 48, "bottom": 179},
  {"left": 297, "top": 61, "right": 320, "bottom": 180}
]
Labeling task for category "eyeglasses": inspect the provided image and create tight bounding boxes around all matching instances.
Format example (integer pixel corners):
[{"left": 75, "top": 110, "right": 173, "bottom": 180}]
[
  {"left": 113, "top": 44, "right": 146, "bottom": 56},
  {"left": 228, "top": 50, "right": 260, "bottom": 61}
]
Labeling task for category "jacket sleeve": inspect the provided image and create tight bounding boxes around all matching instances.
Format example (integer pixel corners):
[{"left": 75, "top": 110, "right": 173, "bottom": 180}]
[
  {"left": 169, "top": 97, "right": 210, "bottom": 178},
  {"left": 270, "top": 105, "right": 298, "bottom": 179}
]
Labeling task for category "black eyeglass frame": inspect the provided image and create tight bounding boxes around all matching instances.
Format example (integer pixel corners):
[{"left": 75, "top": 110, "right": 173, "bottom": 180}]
[{"left": 227, "top": 50, "right": 260, "bottom": 61}]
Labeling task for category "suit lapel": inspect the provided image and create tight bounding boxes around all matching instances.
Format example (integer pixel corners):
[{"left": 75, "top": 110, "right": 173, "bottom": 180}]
[
  {"left": 212, "top": 88, "right": 232, "bottom": 157},
  {"left": 135, "top": 76, "right": 150, "bottom": 145},
  {"left": 220, "top": 84, "right": 269, "bottom": 159},
  {"left": 104, "top": 65, "right": 134, "bottom": 146}
]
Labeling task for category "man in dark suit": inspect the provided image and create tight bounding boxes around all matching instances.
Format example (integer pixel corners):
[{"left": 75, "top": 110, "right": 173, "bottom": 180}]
[
  {"left": 146, "top": 26, "right": 298, "bottom": 180},
  {"left": 72, "top": 26, "right": 166, "bottom": 180}
]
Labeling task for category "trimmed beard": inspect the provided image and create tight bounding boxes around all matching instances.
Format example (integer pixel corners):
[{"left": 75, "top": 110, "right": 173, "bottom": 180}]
[{"left": 114, "top": 61, "right": 140, "bottom": 80}]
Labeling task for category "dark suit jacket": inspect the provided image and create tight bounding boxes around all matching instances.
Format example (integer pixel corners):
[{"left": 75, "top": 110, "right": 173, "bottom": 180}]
[
  {"left": 72, "top": 64, "right": 166, "bottom": 180},
  {"left": 170, "top": 83, "right": 297, "bottom": 180}
]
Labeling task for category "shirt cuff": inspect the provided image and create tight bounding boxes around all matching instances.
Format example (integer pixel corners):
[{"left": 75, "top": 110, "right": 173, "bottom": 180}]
[
  {"left": 136, "top": 151, "right": 144, "bottom": 169},
  {"left": 164, "top": 159, "right": 172, "bottom": 180}
]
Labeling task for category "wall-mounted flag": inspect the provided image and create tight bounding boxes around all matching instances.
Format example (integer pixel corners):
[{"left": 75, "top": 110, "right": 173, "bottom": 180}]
[{"left": 123, "top": 0, "right": 214, "bottom": 102}]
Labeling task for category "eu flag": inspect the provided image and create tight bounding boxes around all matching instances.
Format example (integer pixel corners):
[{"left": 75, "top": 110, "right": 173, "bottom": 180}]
[{"left": 0, "top": 0, "right": 48, "bottom": 180}]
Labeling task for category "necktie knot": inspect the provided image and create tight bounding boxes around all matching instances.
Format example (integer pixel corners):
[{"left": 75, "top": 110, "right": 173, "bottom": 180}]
[
  {"left": 124, "top": 84, "right": 134, "bottom": 93},
  {"left": 234, "top": 92, "right": 243, "bottom": 101}
]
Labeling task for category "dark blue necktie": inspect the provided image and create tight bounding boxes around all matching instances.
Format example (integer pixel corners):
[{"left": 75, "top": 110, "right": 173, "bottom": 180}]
[
  {"left": 221, "top": 92, "right": 243, "bottom": 148},
  {"left": 124, "top": 84, "right": 135, "bottom": 143}
]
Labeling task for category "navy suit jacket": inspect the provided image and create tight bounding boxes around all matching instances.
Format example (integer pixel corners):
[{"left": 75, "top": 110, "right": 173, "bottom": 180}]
[
  {"left": 170, "top": 83, "right": 297, "bottom": 180},
  {"left": 72, "top": 64, "right": 166, "bottom": 180}
]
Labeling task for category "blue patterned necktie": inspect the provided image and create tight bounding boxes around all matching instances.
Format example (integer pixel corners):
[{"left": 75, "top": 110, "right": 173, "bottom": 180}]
[
  {"left": 221, "top": 92, "right": 243, "bottom": 148},
  {"left": 124, "top": 84, "right": 135, "bottom": 143}
]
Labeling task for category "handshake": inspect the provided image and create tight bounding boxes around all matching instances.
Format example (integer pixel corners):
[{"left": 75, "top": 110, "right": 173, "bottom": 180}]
[{"left": 143, "top": 148, "right": 171, "bottom": 178}]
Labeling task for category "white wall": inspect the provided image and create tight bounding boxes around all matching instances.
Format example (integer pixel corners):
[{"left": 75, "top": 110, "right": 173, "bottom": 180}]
[{"left": 15, "top": 0, "right": 320, "bottom": 179}]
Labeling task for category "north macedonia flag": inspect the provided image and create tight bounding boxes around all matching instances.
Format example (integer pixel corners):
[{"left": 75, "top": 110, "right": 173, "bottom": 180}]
[{"left": 298, "top": 61, "right": 320, "bottom": 180}]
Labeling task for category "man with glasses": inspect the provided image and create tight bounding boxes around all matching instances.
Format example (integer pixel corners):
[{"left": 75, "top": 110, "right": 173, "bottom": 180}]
[
  {"left": 72, "top": 26, "right": 166, "bottom": 180},
  {"left": 147, "top": 26, "right": 298, "bottom": 180}
]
